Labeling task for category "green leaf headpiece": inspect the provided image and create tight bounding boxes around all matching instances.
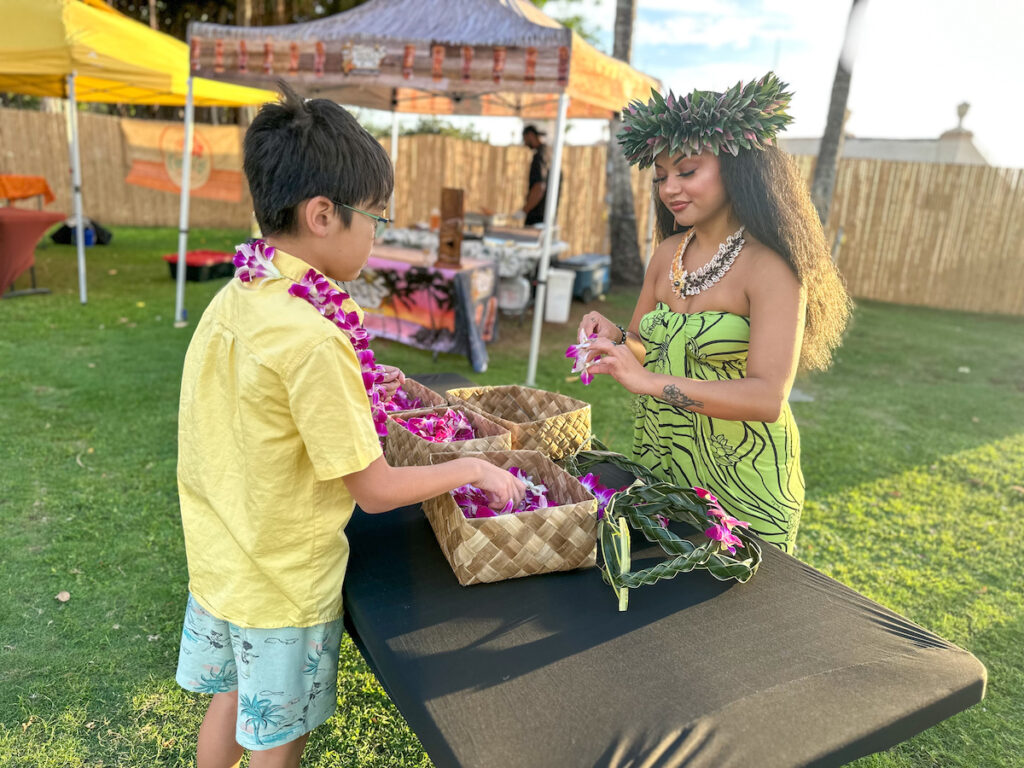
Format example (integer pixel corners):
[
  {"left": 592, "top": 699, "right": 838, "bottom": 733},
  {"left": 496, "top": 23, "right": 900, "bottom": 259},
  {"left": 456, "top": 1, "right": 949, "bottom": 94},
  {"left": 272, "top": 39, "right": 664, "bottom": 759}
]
[{"left": 618, "top": 72, "right": 794, "bottom": 169}]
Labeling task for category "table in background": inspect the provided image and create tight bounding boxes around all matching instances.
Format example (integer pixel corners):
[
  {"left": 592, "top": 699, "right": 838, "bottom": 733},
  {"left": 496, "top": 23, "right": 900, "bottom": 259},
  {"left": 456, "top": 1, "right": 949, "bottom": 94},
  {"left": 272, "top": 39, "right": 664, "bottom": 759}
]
[
  {"left": 0, "top": 208, "right": 65, "bottom": 296},
  {"left": 378, "top": 226, "right": 569, "bottom": 279},
  {"left": 341, "top": 245, "right": 498, "bottom": 373},
  {"left": 0, "top": 174, "right": 56, "bottom": 206},
  {"left": 343, "top": 463, "right": 985, "bottom": 768}
]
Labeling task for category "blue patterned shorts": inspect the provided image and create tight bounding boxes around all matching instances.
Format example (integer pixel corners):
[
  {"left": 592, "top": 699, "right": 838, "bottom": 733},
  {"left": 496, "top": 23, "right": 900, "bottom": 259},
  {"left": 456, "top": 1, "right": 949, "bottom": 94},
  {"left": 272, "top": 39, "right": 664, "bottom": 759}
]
[{"left": 175, "top": 594, "right": 342, "bottom": 750}]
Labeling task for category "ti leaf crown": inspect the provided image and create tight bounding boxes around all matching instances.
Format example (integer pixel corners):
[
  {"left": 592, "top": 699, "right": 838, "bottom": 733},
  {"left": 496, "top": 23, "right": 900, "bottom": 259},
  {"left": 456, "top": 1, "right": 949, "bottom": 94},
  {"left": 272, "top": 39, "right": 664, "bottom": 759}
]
[{"left": 618, "top": 72, "right": 794, "bottom": 168}]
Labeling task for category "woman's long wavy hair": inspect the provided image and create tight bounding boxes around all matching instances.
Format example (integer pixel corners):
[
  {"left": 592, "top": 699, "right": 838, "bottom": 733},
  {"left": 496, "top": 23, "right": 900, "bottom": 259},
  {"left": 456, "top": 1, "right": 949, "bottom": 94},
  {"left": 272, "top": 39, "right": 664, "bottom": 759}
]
[{"left": 653, "top": 145, "right": 852, "bottom": 371}]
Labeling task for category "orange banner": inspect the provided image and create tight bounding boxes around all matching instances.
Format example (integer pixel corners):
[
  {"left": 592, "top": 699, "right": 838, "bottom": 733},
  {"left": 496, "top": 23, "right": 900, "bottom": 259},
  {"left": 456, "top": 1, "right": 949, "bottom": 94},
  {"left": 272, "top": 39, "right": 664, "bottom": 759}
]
[{"left": 121, "top": 119, "right": 244, "bottom": 202}]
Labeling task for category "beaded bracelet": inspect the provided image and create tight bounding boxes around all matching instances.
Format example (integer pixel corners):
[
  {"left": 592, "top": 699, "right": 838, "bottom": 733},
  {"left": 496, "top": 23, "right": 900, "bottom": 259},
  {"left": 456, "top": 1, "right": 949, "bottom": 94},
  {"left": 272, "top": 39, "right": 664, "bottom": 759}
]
[{"left": 615, "top": 324, "right": 628, "bottom": 345}]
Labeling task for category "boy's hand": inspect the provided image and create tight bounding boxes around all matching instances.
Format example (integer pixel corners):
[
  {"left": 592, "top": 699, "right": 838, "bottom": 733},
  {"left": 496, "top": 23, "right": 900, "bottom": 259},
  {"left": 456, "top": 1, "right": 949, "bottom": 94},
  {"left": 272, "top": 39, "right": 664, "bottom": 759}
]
[
  {"left": 471, "top": 460, "right": 527, "bottom": 510},
  {"left": 379, "top": 365, "right": 405, "bottom": 399}
]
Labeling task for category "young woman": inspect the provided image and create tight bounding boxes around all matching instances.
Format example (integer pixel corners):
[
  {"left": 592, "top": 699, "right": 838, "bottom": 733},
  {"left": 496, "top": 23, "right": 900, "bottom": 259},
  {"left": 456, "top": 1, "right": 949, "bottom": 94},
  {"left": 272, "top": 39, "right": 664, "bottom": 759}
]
[{"left": 580, "top": 74, "right": 851, "bottom": 553}]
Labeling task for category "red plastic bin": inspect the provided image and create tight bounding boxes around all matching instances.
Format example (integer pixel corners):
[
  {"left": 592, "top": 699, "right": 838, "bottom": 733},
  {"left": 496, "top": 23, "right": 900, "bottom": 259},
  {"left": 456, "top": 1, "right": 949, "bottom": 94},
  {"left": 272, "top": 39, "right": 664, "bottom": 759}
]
[{"left": 162, "top": 250, "right": 235, "bottom": 282}]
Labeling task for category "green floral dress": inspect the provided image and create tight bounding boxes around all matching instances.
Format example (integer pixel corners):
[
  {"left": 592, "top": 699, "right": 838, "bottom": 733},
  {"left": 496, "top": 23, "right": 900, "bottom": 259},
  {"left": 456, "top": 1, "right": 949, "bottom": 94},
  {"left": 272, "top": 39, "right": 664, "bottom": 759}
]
[{"left": 632, "top": 304, "right": 805, "bottom": 552}]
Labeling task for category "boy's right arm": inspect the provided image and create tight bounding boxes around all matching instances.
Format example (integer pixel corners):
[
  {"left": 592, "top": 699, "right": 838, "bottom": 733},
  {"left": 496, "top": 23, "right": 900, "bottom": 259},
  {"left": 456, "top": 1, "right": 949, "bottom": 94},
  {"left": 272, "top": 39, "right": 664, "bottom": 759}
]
[{"left": 344, "top": 456, "right": 526, "bottom": 515}]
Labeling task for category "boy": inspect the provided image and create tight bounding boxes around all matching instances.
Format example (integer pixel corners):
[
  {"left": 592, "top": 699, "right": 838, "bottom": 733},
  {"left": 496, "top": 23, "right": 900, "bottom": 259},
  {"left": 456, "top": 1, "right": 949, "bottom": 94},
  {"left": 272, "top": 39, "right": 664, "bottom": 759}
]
[{"left": 175, "top": 83, "right": 524, "bottom": 768}]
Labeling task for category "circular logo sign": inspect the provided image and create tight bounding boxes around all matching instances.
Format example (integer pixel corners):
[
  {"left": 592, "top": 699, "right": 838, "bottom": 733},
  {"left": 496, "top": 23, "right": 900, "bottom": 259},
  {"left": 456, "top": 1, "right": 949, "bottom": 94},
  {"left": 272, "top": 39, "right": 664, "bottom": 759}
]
[{"left": 161, "top": 126, "right": 212, "bottom": 190}]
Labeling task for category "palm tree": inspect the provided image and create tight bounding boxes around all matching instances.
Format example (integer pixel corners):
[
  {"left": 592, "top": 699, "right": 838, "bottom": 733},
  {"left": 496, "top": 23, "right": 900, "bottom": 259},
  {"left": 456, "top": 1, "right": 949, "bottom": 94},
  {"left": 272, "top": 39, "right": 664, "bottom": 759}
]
[
  {"left": 811, "top": 0, "right": 868, "bottom": 226},
  {"left": 607, "top": 0, "right": 643, "bottom": 287},
  {"left": 239, "top": 694, "right": 286, "bottom": 745}
]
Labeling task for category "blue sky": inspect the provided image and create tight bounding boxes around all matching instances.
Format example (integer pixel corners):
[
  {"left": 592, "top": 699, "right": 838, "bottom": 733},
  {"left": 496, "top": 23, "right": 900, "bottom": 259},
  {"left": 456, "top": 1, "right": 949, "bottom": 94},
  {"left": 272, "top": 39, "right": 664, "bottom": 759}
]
[
  {"left": 364, "top": 0, "right": 1024, "bottom": 168},
  {"left": 545, "top": 0, "right": 1024, "bottom": 168}
]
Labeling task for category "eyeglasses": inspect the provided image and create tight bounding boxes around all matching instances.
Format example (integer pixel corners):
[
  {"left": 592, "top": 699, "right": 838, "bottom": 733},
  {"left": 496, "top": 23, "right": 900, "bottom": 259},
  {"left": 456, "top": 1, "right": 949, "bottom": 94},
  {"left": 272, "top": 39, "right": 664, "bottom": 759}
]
[{"left": 334, "top": 202, "right": 390, "bottom": 237}]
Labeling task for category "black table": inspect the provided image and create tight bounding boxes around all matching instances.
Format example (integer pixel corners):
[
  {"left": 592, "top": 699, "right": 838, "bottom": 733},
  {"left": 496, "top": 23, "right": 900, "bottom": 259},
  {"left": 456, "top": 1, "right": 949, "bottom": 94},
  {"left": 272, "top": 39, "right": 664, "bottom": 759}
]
[{"left": 343, "top": 466, "right": 985, "bottom": 768}]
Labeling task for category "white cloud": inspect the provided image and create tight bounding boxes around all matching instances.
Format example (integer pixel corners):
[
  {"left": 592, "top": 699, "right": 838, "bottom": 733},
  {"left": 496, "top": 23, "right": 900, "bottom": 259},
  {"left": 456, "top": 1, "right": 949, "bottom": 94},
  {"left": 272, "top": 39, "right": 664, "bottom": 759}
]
[
  {"left": 596, "top": 0, "right": 1024, "bottom": 167},
  {"left": 476, "top": 0, "right": 1024, "bottom": 166}
]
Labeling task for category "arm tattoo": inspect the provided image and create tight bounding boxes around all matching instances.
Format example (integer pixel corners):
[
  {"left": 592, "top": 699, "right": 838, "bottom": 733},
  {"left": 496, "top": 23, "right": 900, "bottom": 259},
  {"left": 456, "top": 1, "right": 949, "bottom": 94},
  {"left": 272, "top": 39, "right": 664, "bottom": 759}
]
[{"left": 660, "top": 384, "right": 704, "bottom": 412}]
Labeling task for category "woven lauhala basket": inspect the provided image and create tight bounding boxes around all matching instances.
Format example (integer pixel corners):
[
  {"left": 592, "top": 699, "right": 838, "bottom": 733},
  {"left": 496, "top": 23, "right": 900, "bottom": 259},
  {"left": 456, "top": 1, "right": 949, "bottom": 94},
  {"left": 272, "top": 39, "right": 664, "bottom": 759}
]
[
  {"left": 384, "top": 406, "right": 512, "bottom": 468},
  {"left": 424, "top": 450, "right": 598, "bottom": 586},
  {"left": 444, "top": 385, "right": 591, "bottom": 461},
  {"left": 389, "top": 378, "right": 446, "bottom": 415}
]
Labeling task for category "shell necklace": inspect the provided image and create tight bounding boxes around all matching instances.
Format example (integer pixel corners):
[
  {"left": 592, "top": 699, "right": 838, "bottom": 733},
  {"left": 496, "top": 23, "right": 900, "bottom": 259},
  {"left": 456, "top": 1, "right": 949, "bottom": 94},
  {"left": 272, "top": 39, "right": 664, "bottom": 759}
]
[{"left": 670, "top": 226, "right": 746, "bottom": 298}]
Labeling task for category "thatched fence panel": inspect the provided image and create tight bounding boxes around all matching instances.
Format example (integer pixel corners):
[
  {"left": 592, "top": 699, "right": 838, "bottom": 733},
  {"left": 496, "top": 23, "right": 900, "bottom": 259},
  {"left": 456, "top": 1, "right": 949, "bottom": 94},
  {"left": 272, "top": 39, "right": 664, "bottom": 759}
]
[{"left": 2, "top": 106, "right": 1022, "bottom": 315}]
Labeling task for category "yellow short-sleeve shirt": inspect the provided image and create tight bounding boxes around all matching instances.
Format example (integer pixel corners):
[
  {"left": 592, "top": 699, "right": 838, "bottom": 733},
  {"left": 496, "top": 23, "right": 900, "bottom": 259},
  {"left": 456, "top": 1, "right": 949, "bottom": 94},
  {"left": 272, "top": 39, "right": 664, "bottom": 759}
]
[{"left": 177, "top": 249, "right": 382, "bottom": 629}]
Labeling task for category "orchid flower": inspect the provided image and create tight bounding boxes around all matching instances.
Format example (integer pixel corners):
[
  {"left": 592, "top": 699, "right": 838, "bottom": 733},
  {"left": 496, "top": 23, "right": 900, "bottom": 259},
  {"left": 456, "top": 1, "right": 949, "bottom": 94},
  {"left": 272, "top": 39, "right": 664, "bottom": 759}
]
[
  {"left": 565, "top": 329, "right": 599, "bottom": 385},
  {"left": 452, "top": 468, "right": 552, "bottom": 519},
  {"left": 693, "top": 486, "right": 750, "bottom": 554},
  {"left": 693, "top": 487, "right": 718, "bottom": 504},
  {"left": 578, "top": 472, "right": 630, "bottom": 520},
  {"left": 384, "top": 387, "right": 424, "bottom": 413},
  {"left": 704, "top": 523, "right": 744, "bottom": 555},
  {"left": 233, "top": 240, "right": 282, "bottom": 283},
  {"left": 395, "top": 409, "right": 477, "bottom": 443}
]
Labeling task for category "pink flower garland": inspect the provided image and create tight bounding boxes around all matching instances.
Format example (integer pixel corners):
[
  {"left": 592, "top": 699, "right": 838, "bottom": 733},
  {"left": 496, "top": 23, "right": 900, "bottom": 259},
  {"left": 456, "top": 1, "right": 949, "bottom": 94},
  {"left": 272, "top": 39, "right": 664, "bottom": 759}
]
[
  {"left": 694, "top": 487, "right": 751, "bottom": 555},
  {"left": 384, "top": 387, "right": 423, "bottom": 413},
  {"left": 233, "top": 239, "right": 389, "bottom": 437},
  {"left": 452, "top": 467, "right": 550, "bottom": 519},
  {"left": 393, "top": 409, "right": 475, "bottom": 443}
]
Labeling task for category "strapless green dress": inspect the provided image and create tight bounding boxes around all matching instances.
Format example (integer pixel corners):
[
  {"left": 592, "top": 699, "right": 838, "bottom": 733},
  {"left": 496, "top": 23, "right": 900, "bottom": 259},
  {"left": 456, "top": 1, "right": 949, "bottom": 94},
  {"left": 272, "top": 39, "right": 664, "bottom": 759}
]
[{"left": 632, "top": 303, "right": 805, "bottom": 552}]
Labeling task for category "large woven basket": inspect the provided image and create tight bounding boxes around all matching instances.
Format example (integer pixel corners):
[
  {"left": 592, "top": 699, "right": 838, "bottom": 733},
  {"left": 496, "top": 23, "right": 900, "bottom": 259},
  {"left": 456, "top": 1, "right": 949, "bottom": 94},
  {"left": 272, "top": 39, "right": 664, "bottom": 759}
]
[
  {"left": 385, "top": 406, "right": 512, "bottom": 467},
  {"left": 389, "top": 377, "right": 446, "bottom": 415},
  {"left": 424, "top": 449, "right": 598, "bottom": 586},
  {"left": 444, "top": 385, "right": 590, "bottom": 461}
]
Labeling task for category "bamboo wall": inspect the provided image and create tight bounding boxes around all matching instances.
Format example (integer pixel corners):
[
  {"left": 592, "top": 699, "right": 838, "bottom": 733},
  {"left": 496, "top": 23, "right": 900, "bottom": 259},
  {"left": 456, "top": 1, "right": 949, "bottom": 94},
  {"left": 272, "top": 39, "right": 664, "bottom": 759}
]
[
  {"left": 2, "top": 106, "right": 1023, "bottom": 315},
  {"left": 0, "top": 108, "right": 253, "bottom": 228}
]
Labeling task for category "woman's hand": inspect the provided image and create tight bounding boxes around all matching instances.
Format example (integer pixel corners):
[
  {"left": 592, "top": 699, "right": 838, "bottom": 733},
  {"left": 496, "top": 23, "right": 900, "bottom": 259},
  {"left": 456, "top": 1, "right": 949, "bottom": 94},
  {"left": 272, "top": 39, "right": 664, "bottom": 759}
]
[
  {"left": 578, "top": 310, "right": 621, "bottom": 343},
  {"left": 378, "top": 365, "right": 405, "bottom": 399},
  {"left": 585, "top": 338, "right": 654, "bottom": 395}
]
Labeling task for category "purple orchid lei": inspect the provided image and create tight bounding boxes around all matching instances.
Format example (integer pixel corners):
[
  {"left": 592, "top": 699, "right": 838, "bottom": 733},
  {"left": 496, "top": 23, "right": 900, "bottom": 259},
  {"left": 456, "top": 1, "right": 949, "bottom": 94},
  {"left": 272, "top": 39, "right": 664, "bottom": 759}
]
[
  {"left": 694, "top": 486, "right": 751, "bottom": 555},
  {"left": 566, "top": 329, "right": 599, "bottom": 385},
  {"left": 393, "top": 409, "right": 475, "bottom": 443},
  {"left": 452, "top": 466, "right": 550, "bottom": 519},
  {"left": 233, "top": 239, "right": 389, "bottom": 437},
  {"left": 384, "top": 387, "right": 423, "bottom": 413}
]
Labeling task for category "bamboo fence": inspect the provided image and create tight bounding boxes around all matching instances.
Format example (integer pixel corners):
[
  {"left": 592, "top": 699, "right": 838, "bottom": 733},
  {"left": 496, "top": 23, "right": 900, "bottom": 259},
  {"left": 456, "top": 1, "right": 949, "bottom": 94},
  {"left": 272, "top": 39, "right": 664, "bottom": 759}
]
[{"left": 2, "top": 106, "right": 1022, "bottom": 315}]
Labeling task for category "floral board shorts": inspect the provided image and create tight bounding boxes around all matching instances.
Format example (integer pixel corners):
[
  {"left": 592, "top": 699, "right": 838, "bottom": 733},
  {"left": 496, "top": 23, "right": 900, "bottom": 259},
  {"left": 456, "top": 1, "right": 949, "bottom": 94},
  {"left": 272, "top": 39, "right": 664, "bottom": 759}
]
[{"left": 175, "top": 594, "right": 342, "bottom": 751}]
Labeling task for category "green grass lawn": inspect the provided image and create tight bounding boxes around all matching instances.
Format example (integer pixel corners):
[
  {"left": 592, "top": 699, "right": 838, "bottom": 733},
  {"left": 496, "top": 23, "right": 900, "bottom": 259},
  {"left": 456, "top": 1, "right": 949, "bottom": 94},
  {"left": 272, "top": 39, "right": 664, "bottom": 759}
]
[{"left": 1, "top": 228, "right": 1022, "bottom": 767}]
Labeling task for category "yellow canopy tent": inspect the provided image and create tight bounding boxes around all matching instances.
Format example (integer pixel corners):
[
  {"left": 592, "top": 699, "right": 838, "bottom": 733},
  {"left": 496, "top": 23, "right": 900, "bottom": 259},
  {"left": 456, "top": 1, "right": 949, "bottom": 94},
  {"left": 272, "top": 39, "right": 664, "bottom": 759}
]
[
  {"left": 189, "top": 0, "right": 659, "bottom": 383},
  {"left": 0, "top": 0, "right": 276, "bottom": 303}
]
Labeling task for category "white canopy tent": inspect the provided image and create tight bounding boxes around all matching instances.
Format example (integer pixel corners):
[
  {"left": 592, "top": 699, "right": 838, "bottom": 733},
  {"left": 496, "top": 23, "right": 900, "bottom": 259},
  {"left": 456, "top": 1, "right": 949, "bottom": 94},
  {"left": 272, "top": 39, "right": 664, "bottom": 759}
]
[{"left": 185, "top": 0, "right": 658, "bottom": 383}]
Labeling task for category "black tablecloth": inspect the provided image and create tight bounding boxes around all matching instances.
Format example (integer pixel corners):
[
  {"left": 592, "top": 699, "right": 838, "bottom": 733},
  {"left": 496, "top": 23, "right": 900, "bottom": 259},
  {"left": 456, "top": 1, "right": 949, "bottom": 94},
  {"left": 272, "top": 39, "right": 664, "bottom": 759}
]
[{"left": 342, "top": 465, "right": 985, "bottom": 768}]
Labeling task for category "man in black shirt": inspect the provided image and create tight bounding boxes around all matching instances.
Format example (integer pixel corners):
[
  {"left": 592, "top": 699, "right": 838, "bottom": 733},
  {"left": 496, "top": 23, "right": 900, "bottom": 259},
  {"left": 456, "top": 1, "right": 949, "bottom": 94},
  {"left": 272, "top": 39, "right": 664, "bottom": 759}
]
[{"left": 521, "top": 124, "right": 550, "bottom": 226}]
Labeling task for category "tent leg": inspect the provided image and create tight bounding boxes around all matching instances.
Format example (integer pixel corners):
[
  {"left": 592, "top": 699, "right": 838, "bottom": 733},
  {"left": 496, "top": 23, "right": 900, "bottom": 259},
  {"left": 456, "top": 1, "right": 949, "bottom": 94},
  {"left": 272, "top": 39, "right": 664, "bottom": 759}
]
[
  {"left": 525, "top": 92, "right": 569, "bottom": 387},
  {"left": 67, "top": 73, "right": 87, "bottom": 305},
  {"left": 390, "top": 93, "right": 399, "bottom": 220},
  {"left": 174, "top": 77, "right": 195, "bottom": 326}
]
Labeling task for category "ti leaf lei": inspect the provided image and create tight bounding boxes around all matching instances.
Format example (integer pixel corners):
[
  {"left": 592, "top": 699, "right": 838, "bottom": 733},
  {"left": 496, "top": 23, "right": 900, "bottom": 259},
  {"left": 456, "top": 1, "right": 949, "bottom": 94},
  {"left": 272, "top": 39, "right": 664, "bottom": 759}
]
[
  {"left": 562, "top": 441, "right": 763, "bottom": 611},
  {"left": 233, "top": 239, "right": 388, "bottom": 437}
]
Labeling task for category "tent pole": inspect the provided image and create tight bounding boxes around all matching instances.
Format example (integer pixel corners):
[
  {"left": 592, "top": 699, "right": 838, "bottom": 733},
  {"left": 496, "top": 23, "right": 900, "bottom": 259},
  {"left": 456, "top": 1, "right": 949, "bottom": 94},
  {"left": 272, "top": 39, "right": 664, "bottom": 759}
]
[
  {"left": 525, "top": 91, "right": 569, "bottom": 387},
  {"left": 390, "top": 89, "right": 399, "bottom": 219},
  {"left": 67, "top": 72, "right": 87, "bottom": 305},
  {"left": 174, "top": 76, "right": 195, "bottom": 326}
]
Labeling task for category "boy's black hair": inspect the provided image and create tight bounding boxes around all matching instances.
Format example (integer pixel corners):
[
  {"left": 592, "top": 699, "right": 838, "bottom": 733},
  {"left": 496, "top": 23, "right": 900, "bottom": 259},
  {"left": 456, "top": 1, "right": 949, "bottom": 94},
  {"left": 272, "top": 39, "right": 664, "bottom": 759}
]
[{"left": 244, "top": 81, "right": 394, "bottom": 236}]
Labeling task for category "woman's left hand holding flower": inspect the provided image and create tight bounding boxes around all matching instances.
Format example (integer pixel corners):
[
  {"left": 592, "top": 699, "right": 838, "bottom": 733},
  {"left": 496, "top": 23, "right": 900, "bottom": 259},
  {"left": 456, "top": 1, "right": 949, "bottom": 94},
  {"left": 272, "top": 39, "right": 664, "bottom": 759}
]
[{"left": 585, "top": 338, "right": 653, "bottom": 394}]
